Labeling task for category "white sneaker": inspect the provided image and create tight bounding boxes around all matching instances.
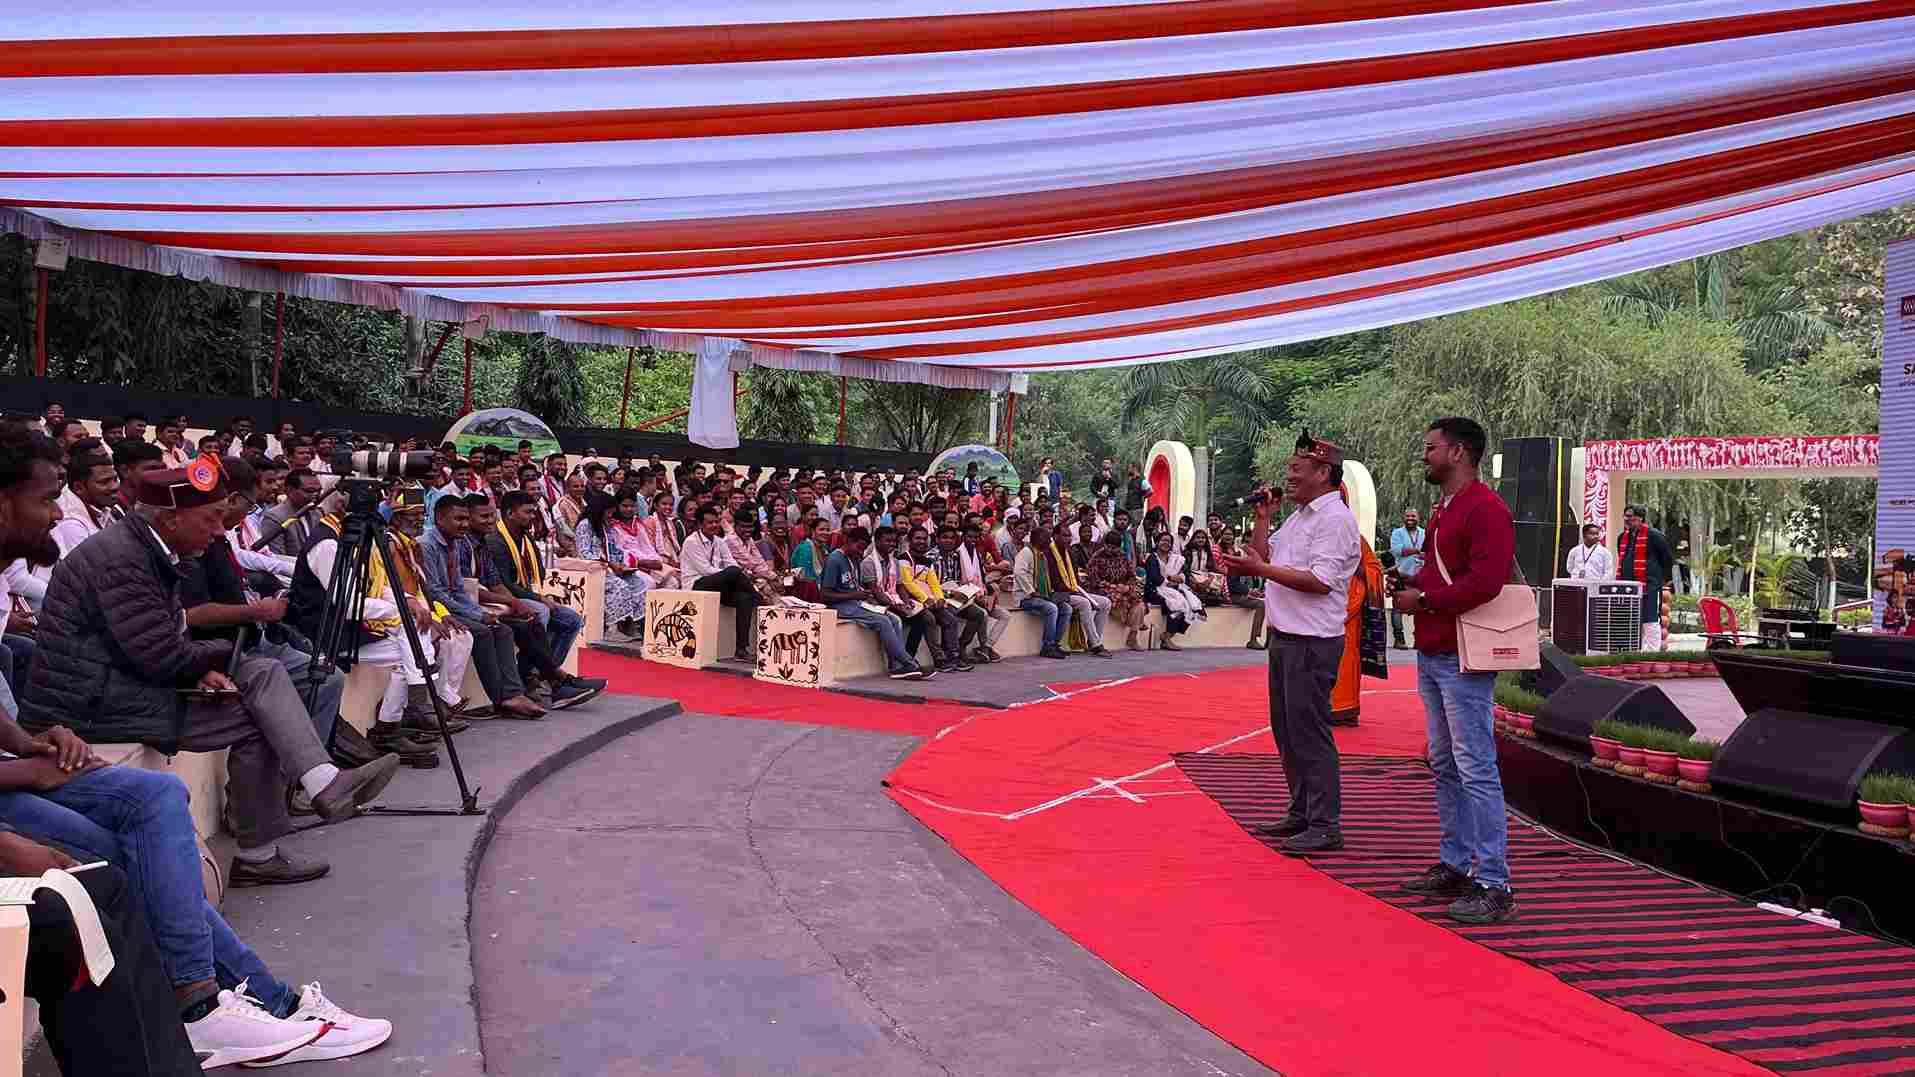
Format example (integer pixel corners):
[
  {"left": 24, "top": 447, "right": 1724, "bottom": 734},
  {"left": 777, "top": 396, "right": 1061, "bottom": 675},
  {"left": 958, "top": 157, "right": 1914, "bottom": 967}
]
[
  {"left": 186, "top": 982, "right": 325, "bottom": 1069},
  {"left": 241, "top": 982, "right": 393, "bottom": 1066}
]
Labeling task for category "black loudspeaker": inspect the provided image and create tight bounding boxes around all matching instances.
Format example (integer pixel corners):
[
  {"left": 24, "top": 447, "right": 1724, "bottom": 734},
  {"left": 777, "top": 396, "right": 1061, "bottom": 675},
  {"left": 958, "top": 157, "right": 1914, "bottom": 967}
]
[
  {"left": 1499, "top": 437, "right": 1574, "bottom": 524},
  {"left": 1513, "top": 522, "right": 1577, "bottom": 587},
  {"left": 1534, "top": 675, "right": 1696, "bottom": 746},
  {"left": 1519, "top": 642, "right": 1583, "bottom": 698},
  {"left": 1713, "top": 709, "right": 1915, "bottom": 813},
  {"left": 1830, "top": 631, "right": 1915, "bottom": 675}
]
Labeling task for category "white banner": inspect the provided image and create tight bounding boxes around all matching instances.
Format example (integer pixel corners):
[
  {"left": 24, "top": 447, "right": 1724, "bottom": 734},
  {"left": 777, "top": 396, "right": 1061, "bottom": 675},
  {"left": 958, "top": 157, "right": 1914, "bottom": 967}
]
[{"left": 1876, "top": 239, "right": 1915, "bottom": 632}]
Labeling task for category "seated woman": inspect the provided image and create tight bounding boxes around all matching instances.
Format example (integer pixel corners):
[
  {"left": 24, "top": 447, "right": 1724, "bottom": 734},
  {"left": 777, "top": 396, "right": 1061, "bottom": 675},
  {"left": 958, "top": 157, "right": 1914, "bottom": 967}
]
[
  {"left": 574, "top": 491, "right": 657, "bottom": 641},
  {"left": 1145, "top": 530, "right": 1206, "bottom": 650},
  {"left": 1183, "top": 529, "right": 1229, "bottom": 606},
  {"left": 792, "top": 507, "right": 829, "bottom": 582},
  {"left": 1085, "top": 528, "right": 1149, "bottom": 650}
]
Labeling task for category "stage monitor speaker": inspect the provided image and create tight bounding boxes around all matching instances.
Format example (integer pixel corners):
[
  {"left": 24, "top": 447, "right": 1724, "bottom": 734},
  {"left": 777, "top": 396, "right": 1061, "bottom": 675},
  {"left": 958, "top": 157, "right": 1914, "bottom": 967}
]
[
  {"left": 1519, "top": 641, "right": 1583, "bottom": 699},
  {"left": 1712, "top": 709, "right": 1915, "bottom": 813},
  {"left": 1830, "top": 632, "right": 1915, "bottom": 675},
  {"left": 1533, "top": 675, "right": 1695, "bottom": 747}
]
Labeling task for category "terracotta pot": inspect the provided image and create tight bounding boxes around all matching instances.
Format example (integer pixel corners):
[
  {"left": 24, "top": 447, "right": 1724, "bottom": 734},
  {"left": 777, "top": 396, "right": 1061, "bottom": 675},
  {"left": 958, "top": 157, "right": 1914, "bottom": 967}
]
[
  {"left": 1617, "top": 745, "right": 1646, "bottom": 769},
  {"left": 1651, "top": 662, "right": 1673, "bottom": 675},
  {"left": 1643, "top": 748, "right": 1679, "bottom": 777},
  {"left": 1514, "top": 713, "right": 1535, "bottom": 733},
  {"left": 1677, "top": 758, "right": 1712, "bottom": 783},
  {"left": 1907, "top": 803, "right": 1915, "bottom": 832},
  {"left": 1858, "top": 801, "right": 1908, "bottom": 828},
  {"left": 1492, "top": 704, "right": 1508, "bottom": 722},
  {"left": 1689, "top": 661, "right": 1713, "bottom": 676},
  {"left": 1590, "top": 736, "right": 1621, "bottom": 761}
]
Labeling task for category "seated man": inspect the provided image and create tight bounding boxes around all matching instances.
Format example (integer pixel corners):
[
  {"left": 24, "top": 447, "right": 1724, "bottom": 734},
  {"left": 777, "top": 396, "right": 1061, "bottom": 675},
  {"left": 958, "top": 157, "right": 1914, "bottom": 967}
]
[
  {"left": 1042, "top": 523, "right": 1113, "bottom": 658},
  {"left": 0, "top": 827, "right": 201, "bottom": 1075},
  {"left": 862, "top": 525, "right": 938, "bottom": 666},
  {"left": 678, "top": 503, "right": 761, "bottom": 662},
  {"left": 466, "top": 498, "right": 603, "bottom": 708},
  {"left": 900, "top": 527, "right": 975, "bottom": 674},
  {"left": 51, "top": 436, "right": 117, "bottom": 558},
  {"left": 485, "top": 490, "right": 585, "bottom": 668},
  {"left": 288, "top": 488, "right": 470, "bottom": 767},
  {"left": 177, "top": 456, "right": 352, "bottom": 782},
  {"left": 419, "top": 496, "right": 546, "bottom": 719},
  {"left": 823, "top": 526, "right": 931, "bottom": 680},
  {"left": 1013, "top": 524, "right": 1074, "bottom": 660},
  {"left": 17, "top": 451, "right": 400, "bottom": 887},
  {"left": 387, "top": 485, "right": 479, "bottom": 716}
]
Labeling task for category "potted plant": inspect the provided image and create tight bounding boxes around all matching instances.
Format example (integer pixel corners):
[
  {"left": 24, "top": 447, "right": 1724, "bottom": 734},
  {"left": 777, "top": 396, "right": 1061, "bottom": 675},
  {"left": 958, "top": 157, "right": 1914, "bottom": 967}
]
[
  {"left": 1858, "top": 772, "right": 1913, "bottom": 837},
  {"left": 1641, "top": 728, "right": 1682, "bottom": 784},
  {"left": 1590, "top": 718, "right": 1623, "bottom": 768},
  {"left": 1512, "top": 710, "right": 1536, "bottom": 736},
  {"left": 1613, "top": 722, "right": 1650, "bottom": 777},
  {"left": 1677, "top": 737, "right": 1719, "bottom": 790}
]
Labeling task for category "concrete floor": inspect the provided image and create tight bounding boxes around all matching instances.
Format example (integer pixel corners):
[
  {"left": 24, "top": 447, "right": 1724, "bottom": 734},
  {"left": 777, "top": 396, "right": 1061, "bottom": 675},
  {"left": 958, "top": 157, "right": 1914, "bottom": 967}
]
[
  {"left": 470, "top": 713, "right": 1275, "bottom": 1077},
  {"left": 1657, "top": 677, "right": 1748, "bottom": 741}
]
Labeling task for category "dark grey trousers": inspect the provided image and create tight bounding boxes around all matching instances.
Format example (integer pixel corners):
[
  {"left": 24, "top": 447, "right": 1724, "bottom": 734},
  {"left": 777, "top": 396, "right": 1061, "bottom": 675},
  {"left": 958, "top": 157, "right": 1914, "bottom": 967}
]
[
  {"left": 180, "top": 655, "right": 332, "bottom": 849},
  {"left": 1267, "top": 631, "right": 1346, "bottom": 832}
]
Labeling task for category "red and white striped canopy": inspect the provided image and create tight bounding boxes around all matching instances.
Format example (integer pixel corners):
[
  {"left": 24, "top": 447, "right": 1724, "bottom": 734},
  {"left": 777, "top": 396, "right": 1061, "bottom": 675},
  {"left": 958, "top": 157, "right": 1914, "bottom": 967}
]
[{"left": 5, "top": 2, "right": 1915, "bottom": 377}]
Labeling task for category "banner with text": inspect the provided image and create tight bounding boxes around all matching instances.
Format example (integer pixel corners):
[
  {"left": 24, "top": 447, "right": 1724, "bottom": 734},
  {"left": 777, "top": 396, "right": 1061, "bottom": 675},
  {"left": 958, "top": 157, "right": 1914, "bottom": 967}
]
[{"left": 1877, "top": 240, "right": 1915, "bottom": 632}]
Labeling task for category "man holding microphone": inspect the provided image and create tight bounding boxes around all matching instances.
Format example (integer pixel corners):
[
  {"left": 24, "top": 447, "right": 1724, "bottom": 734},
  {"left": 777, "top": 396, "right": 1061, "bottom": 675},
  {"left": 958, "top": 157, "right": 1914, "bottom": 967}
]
[{"left": 1220, "top": 432, "right": 1361, "bottom": 855}]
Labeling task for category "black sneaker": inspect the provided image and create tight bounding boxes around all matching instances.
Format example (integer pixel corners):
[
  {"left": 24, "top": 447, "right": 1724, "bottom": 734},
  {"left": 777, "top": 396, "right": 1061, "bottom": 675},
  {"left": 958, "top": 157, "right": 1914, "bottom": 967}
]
[
  {"left": 889, "top": 667, "right": 925, "bottom": 680},
  {"left": 951, "top": 657, "right": 974, "bottom": 672},
  {"left": 1280, "top": 829, "right": 1344, "bottom": 855},
  {"left": 1042, "top": 646, "right": 1070, "bottom": 660},
  {"left": 1402, "top": 862, "right": 1473, "bottom": 902},
  {"left": 1446, "top": 882, "right": 1517, "bottom": 924},
  {"left": 1089, "top": 646, "right": 1114, "bottom": 659},
  {"left": 549, "top": 680, "right": 606, "bottom": 710},
  {"left": 1251, "top": 817, "right": 1308, "bottom": 839},
  {"left": 1328, "top": 715, "right": 1360, "bottom": 728}
]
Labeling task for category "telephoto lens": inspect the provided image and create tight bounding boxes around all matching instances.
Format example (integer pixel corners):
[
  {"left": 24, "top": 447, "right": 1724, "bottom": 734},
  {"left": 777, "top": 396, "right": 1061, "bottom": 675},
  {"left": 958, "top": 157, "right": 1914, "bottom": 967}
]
[{"left": 333, "top": 449, "right": 439, "bottom": 481}]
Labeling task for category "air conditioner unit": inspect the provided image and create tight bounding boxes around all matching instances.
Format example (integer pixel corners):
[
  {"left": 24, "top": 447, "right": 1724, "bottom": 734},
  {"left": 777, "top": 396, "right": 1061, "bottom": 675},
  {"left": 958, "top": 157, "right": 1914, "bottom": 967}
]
[{"left": 1551, "top": 579, "right": 1643, "bottom": 655}]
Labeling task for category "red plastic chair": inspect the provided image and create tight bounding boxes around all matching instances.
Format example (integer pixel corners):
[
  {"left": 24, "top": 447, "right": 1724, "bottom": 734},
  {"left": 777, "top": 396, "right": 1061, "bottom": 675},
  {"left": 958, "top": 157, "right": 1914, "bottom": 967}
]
[{"left": 1698, "top": 597, "right": 1764, "bottom": 650}]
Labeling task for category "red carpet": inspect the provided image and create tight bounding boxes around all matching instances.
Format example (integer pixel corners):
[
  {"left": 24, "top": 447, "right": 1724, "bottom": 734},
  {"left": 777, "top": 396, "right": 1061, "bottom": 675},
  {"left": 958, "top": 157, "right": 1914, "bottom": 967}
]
[
  {"left": 581, "top": 650, "right": 972, "bottom": 737},
  {"left": 1182, "top": 752, "right": 1915, "bottom": 1077},
  {"left": 884, "top": 665, "right": 1767, "bottom": 1077}
]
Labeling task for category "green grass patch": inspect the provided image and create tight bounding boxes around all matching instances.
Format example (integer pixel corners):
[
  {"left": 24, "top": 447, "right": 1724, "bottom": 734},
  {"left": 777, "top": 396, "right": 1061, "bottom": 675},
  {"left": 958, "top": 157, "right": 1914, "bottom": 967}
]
[{"left": 1677, "top": 737, "right": 1720, "bottom": 761}]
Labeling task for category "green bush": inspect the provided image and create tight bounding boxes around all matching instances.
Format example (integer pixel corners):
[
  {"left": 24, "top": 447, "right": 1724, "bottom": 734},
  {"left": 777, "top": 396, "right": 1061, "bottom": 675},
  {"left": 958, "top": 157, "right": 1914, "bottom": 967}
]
[
  {"left": 1837, "top": 607, "right": 1874, "bottom": 628},
  {"left": 1640, "top": 727, "right": 1690, "bottom": 754},
  {"left": 1677, "top": 737, "right": 1720, "bottom": 761},
  {"left": 1592, "top": 717, "right": 1627, "bottom": 742},
  {"left": 1610, "top": 722, "right": 1659, "bottom": 749},
  {"left": 1493, "top": 677, "right": 1546, "bottom": 718},
  {"left": 1859, "top": 771, "right": 1915, "bottom": 805}
]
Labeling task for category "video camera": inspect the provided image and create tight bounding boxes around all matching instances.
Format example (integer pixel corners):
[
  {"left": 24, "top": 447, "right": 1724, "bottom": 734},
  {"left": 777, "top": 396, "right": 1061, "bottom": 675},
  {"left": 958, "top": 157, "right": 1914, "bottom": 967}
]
[{"left": 326, "top": 449, "right": 439, "bottom": 516}]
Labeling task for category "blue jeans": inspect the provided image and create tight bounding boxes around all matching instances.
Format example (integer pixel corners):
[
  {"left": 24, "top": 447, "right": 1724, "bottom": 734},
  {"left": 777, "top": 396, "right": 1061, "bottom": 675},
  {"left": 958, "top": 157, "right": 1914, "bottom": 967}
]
[
  {"left": 0, "top": 634, "right": 23, "bottom": 719},
  {"left": 0, "top": 767, "right": 296, "bottom": 1015},
  {"left": 1416, "top": 652, "right": 1508, "bottom": 890},
  {"left": 1019, "top": 596, "right": 1069, "bottom": 648},
  {"left": 525, "top": 599, "right": 582, "bottom": 667},
  {"left": 832, "top": 601, "right": 915, "bottom": 671}
]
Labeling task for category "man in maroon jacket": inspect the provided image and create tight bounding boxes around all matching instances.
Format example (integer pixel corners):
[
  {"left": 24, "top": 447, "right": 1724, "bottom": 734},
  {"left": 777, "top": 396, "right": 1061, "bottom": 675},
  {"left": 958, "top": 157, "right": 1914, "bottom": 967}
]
[{"left": 1388, "top": 417, "right": 1518, "bottom": 925}]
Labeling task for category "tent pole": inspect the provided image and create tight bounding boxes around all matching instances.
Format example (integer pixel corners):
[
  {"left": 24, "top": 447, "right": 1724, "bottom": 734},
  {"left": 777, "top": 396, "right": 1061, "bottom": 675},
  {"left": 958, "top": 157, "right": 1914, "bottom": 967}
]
[
  {"left": 270, "top": 290, "right": 285, "bottom": 398},
  {"left": 618, "top": 346, "right": 635, "bottom": 428},
  {"left": 32, "top": 267, "right": 47, "bottom": 377},
  {"left": 461, "top": 338, "right": 473, "bottom": 416},
  {"left": 1004, "top": 393, "right": 1018, "bottom": 455},
  {"left": 837, "top": 376, "right": 848, "bottom": 444}
]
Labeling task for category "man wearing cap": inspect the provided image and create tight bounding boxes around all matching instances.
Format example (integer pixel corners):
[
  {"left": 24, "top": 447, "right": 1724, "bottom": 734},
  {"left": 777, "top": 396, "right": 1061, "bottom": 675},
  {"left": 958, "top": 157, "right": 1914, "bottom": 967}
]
[
  {"left": 21, "top": 461, "right": 401, "bottom": 886},
  {"left": 1220, "top": 431, "right": 1361, "bottom": 855}
]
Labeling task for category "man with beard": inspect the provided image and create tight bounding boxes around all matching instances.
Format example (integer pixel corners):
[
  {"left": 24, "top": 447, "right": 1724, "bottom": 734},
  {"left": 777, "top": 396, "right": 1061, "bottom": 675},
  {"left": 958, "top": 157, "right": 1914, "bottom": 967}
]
[
  {"left": 1388, "top": 417, "right": 1518, "bottom": 925},
  {"left": 52, "top": 437, "right": 118, "bottom": 558}
]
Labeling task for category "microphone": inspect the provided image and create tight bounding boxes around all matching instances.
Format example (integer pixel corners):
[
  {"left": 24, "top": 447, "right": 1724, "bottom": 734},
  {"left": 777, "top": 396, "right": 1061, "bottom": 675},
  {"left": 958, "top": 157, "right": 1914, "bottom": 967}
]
[{"left": 1232, "top": 489, "right": 1274, "bottom": 508}]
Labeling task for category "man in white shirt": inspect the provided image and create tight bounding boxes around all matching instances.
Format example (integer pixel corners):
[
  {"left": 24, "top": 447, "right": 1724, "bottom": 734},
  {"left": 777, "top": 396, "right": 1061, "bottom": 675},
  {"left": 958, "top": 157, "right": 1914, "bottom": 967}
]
[
  {"left": 155, "top": 418, "right": 192, "bottom": 469},
  {"left": 1564, "top": 523, "right": 1615, "bottom": 580},
  {"left": 52, "top": 438, "right": 117, "bottom": 559},
  {"left": 679, "top": 503, "right": 761, "bottom": 661},
  {"left": 1219, "top": 431, "right": 1360, "bottom": 856}
]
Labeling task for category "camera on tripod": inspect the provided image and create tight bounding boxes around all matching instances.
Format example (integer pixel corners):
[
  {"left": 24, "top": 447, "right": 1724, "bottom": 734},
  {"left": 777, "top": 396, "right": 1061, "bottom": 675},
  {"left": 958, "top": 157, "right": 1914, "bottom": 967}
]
[{"left": 324, "top": 449, "right": 439, "bottom": 513}]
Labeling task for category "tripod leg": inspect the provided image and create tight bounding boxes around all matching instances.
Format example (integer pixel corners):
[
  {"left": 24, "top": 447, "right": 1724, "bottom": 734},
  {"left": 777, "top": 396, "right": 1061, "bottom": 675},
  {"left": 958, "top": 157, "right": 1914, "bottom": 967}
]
[{"left": 368, "top": 527, "right": 481, "bottom": 814}]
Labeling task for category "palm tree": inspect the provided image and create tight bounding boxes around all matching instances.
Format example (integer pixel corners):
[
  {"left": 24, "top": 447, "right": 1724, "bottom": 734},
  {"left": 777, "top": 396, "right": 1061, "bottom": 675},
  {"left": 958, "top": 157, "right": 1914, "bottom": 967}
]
[
  {"left": 1750, "top": 551, "right": 1807, "bottom": 608},
  {"left": 1599, "top": 255, "right": 1830, "bottom": 367}
]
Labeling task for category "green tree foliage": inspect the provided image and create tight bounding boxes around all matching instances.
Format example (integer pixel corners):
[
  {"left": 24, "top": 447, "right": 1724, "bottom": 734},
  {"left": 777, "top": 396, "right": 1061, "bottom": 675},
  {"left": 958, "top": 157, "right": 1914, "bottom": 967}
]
[
  {"left": 1009, "top": 371, "right": 1124, "bottom": 490},
  {"left": 740, "top": 368, "right": 829, "bottom": 443},
  {"left": 855, "top": 382, "right": 986, "bottom": 454}
]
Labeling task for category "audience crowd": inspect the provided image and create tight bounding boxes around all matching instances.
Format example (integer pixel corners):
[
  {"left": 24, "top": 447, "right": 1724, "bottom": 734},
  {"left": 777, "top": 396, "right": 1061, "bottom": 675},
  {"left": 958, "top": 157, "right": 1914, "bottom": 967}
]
[{"left": 0, "top": 400, "right": 1290, "bottom": 1071}]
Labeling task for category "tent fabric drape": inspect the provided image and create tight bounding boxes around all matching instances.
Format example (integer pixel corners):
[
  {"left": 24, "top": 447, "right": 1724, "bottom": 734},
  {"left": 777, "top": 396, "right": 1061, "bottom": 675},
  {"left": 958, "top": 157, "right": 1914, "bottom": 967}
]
[
  {"left": 688, "top": 337, "right": 742, "bottom": 450},
  {"left": 6, "top": 3, "right": 1915, "bottom": 372}
]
